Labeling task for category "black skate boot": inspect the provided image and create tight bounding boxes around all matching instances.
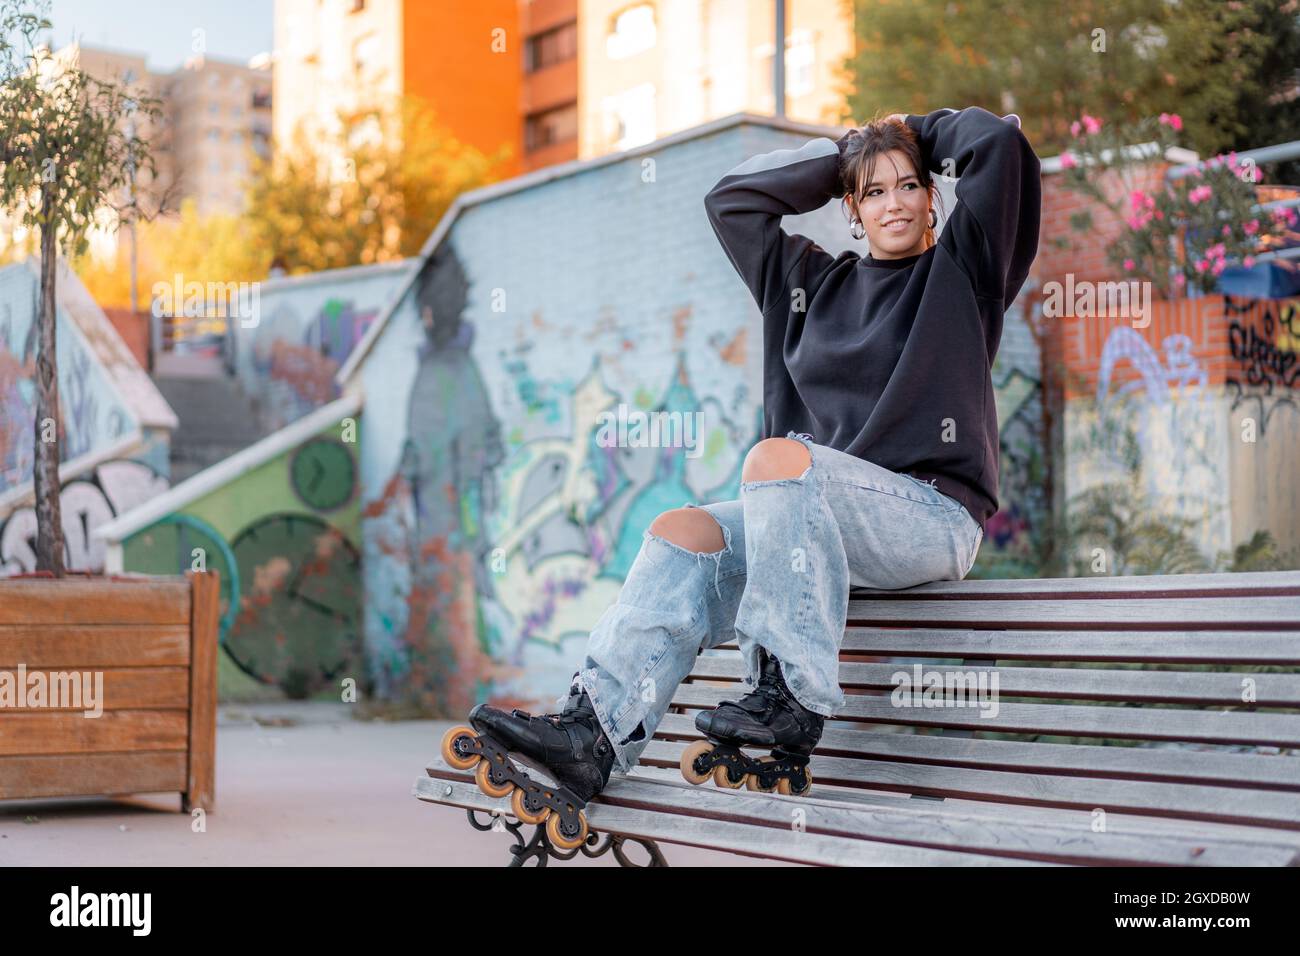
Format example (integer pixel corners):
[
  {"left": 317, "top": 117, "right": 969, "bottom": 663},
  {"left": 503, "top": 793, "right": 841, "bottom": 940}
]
[
  {"left": 682, "top": 647, "right": 824, "bottom": 795},
  {"left": 440, "top": 681, "right": 616, "bottom": 849}
]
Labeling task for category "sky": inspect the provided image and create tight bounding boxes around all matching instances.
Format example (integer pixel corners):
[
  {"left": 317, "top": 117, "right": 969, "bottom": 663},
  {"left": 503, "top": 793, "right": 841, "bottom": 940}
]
[{"left": 44, "top": 0, "right": 274, "bottom": 70}]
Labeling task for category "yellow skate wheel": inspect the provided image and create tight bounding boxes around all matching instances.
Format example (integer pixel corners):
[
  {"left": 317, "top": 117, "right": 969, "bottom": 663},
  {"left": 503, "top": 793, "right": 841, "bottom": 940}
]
[
  {"left": 474, "top": 756, "right": 514, "bottom": 798},
  {"left": 778, "top": 764, "right": 814, "bottom": 796},
  {"left": 510, "top": 784, "right": 551, "bottom": 825},
  {"left": 441, "top": 725, "right": 479, "bottom": 770},
  {"left": 546, "top": 807, "right": 589, "bottom": 850},
  {"left": 680, "top": 740, "right": 715, "bottom": 785},
  {"left": 713, "top": 763, "right": 745, "bottom": 789},
  {"left": 745, "top": 755, "right": 779, "bottom": 793}
]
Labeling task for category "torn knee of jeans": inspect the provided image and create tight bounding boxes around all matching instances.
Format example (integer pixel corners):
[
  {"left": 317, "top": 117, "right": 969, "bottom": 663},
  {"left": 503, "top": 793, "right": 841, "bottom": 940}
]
[
  {"left": 619, "top": 722, "right": 646, "bottom": 746},
  {"left": 740, "top": 466, "right": 813, "bottom": 492}
]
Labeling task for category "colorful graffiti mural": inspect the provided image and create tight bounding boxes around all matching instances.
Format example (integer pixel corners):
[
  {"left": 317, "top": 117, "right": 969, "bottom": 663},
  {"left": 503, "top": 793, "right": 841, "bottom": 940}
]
[
  {"left": 235, "top": 262, "right": 413, "bottom": 431},
  {"left": 0, "top": 263, "right": 139, "bottom": 495},
  {"left": 1225, "top": 296, "right": 1300, "bottom": 435},
  {"left": 0, "top": 459, "right": 168, "bottom": 574}
]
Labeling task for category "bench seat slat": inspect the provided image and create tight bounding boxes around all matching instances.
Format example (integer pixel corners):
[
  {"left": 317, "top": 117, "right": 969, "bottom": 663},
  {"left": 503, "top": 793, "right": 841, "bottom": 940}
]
[
  {"left": 652, "top": 713, "right": 1300, "bottom": 790},
  {"left": 414, "top": 771, "right": 1044, "bottom": 866},
  {"left": 850, "top": 570, "right": 1300, "bottom": 598},
  {"left": 687, "top": 657, "right": 1300, "bottom": 707},
  {"left": 830, "top": 628, "right": 1300, "bottom": 664},
  {"left": 669, "top": 683, "right": 1300, "bottom": 747},
  {"left": 845, "top": 597, "right": 1300, "bottom": 628}
]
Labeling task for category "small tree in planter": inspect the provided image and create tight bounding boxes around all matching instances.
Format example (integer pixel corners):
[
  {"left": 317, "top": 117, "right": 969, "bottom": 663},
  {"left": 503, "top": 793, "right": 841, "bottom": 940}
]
[
  {"left": 1057, "top": 111, "right": 1298, "bottom": 299},
  {"left": 0, "top": 0, "right": 169, "bottom": 574}
]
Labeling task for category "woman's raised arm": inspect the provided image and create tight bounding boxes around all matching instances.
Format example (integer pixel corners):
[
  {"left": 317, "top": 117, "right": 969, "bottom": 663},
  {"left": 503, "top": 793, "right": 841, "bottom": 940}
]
[
  {"left": 904, "top": 107, "right": 1042, "bottom": 312},
  {"left": 703, "top": 130, "right": 855, "bottom": 318}
]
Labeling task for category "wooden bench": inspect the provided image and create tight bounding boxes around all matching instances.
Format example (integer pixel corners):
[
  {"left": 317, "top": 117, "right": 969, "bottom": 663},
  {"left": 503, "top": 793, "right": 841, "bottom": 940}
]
[
  {"left": 0, "top": 571, "right": 220, "bottom": 812},
  {"left": 416, "top": 570, "right": 1300, "bottom": 866}
]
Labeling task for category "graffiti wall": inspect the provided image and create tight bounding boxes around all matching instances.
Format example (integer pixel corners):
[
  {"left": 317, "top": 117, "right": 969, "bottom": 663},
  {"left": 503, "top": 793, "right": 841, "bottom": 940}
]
[
  {"left": 349, "top": 120, "right": 1046, "bottom": 715},
  {"left": 118, "top": 408, "right": 363, "bottom": 701},
  {"left": 0, "top": 262, "right": 138, "bottom": 494},
  {"left": 233, "top": 261, "right": 416, "bottom": 431},
  {"left": 1061, "top": 294, "right": 1300, "bottom": 568}
]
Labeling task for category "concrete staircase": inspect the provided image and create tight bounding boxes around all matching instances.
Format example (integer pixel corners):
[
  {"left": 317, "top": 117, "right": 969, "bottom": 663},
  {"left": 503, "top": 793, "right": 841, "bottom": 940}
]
[{"left": 153, "top": 356, "right": 271, "bottom": 484}]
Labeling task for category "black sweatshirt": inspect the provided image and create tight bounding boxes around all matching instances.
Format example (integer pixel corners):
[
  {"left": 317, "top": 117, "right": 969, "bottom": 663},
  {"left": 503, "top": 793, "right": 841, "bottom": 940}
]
[{"left": 703, "top": 106, "right": 1042, "bottom": 532}]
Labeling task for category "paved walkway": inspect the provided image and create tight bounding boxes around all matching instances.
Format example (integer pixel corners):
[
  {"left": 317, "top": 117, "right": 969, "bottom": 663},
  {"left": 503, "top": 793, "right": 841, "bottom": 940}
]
[{"left": 0, "top": 704, "right": 785, "bottom": 866}]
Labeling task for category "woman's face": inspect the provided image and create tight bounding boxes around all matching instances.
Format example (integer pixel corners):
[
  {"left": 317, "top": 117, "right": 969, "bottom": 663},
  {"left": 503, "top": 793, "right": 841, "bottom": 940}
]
[{"left": 850, "top": 149, "right": 931, "bottom": 259}]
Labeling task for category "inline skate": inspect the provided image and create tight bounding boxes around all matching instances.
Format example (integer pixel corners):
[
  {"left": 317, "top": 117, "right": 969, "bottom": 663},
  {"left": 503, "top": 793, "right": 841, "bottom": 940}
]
[
  {"left": 440, "top": 679, "right": 615, "bottom": 850},
  {"left": 680, "top": 647, "right": 823, "bottom": 796}
]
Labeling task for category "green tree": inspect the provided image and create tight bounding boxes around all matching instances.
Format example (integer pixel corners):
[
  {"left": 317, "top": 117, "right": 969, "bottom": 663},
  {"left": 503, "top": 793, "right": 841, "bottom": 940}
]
[
  {"left": 0, "top": 0, "right": 167, "bottom": 574},
  {"left": 844, "top": 0, "right": 1300, "bottom": 168}
]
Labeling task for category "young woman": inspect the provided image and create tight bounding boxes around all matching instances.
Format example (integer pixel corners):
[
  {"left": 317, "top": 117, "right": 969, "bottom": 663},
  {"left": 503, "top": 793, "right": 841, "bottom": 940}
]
[{"left": 450, "top": 107, "right": 1041, "bottom": 837}]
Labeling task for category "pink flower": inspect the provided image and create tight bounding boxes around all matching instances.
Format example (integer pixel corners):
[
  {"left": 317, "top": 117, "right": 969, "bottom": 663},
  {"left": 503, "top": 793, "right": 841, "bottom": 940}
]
[
  {"left": 1194, "top": 259, "right": 1208, "bottom": 273},
  {"left": 1081, "top": 114, "right": 1102, "bottom": 135},
  {"left": 1244, "top": 219, "right": 1260, "bottom": 235},
  {"left": 1188, "top": 185, "right": 1212, "bottom": 204},
  {"left": 1243, "top": 256, "right": 1256, "bottom": 268},
  {"left": 1060, "top": 152, "right": 1078, "bottom": 169},
  {"left": 1154, "top": 210, "right": 1163, "bottom": 220},
  {"left": 1070, "top": 120, "right": 1081, "bottom": 138},
  {"left": 1212, "top": 260, "right": 1226, "bottom": 276},
  {"left": 1123, "top": 258, "right": 1135, "bottom": 271},
  {"left": 1174, "top": 273, "right": 1186, "bottom": 287},
  {"left": 1205, "top": 243, "right": 1225, "bottom": 259},
  {"left": 1222, "top": 225, "right": 1232, "bottom": 236},
  {"left": 1158, "top": 112, "right": 1183, "bottom": 131}
]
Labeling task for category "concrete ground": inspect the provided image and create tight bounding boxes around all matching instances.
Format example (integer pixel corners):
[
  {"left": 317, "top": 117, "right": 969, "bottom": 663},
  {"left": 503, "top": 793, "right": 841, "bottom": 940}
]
[{"left": 0, "top": 703, "right": 782, "bottom": 866}]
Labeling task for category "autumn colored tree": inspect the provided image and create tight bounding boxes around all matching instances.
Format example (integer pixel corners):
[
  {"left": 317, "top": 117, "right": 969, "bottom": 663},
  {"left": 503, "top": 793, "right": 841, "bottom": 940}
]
[{"left": 245, "top": 93, "right": 509, "bottom": 275}]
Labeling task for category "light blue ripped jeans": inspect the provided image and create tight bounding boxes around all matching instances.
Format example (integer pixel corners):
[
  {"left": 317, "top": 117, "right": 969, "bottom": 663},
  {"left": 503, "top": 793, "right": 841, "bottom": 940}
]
[{"left": 561, "top": 431, "right": 984, "bottom": 774}]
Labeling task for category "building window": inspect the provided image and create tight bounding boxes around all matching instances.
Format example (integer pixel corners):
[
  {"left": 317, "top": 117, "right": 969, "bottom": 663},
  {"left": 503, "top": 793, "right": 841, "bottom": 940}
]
[
  {"left": 524, "top": 20, "right": 577, "bottom": 73},
  {"left": 606, "top": 4, "right": 655, "bottom": 60},
  {"left": 354, "top": 33, "right": 379, "bottom": 75},
  {"left": 601, "top": 82, "right": 655, "bottom": 150},
  {"left": 757, "top": 29, "right": 816, "bottom": 99},
  {"left": 524, "top": 101, "right": 578, "bottom": 152}
]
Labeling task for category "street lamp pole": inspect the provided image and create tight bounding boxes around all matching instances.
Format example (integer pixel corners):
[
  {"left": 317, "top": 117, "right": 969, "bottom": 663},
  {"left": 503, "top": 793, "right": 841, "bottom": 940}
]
[{"left": 774, "top": 0, "right": 786, "bottom": 119}]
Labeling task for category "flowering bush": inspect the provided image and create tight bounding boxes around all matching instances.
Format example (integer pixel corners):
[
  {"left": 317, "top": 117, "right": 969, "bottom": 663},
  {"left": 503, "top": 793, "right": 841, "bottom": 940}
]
[{"left": 1057, "top": 112, "right": 1297, "bottom": 298}]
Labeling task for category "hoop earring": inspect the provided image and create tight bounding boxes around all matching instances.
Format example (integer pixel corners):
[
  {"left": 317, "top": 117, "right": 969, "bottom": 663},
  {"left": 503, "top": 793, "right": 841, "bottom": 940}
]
[
  {"left": 929, "top": 209, "right": 938, "bottom": 229},
  {"left": 850, "top": 217, "right": 866, "bottom": 240}
]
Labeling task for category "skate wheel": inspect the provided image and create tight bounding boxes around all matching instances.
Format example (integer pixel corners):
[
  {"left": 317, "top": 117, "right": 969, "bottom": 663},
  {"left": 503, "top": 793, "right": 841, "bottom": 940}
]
[
  {"left": 745, "top": 756, "right": 779, "bottom": 793},
  {"left": 474, "top": 756, "right": 514, "bottom": 798},
  {"left": 545, "top": 807, "right": 589, "bottom": 850},
  {"left": 713, "top": 764, "right": 745, "bottom": 789},
  {"left": 679, "top": 740, "right": 714, "bottom": 785},
  {"left": 510, "top": 784, "right": 550, "bottom": 825},
  {"left": 778, "top": 764, "right": 814, "bottom": 797},
  {"left": 440, "top": 725, "right": 480, "bottom": 771}
]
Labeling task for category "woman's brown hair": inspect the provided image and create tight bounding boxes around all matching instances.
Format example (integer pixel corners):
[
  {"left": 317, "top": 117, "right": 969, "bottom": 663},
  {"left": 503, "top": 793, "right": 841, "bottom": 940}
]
[{"left": 838, "top": 113, "right": 944, "bottom": 250}]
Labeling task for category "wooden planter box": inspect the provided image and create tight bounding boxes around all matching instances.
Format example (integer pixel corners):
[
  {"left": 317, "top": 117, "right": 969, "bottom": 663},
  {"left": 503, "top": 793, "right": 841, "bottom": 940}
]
[{"left": 0, "top": 571, "right": 219, "bottom": 811}]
